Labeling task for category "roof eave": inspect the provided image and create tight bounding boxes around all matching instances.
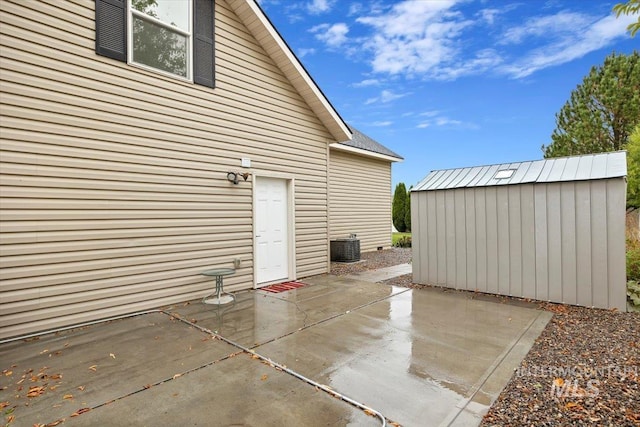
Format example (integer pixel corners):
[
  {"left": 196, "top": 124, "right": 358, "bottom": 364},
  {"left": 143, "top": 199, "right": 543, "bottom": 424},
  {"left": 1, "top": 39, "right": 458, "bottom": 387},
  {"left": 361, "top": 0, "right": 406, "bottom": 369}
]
[
  {"left": 227, "top": 0, "right": 351, "bottom": 142},
  {"left": 329, "top": 143, "right": 403, "bottom": 163}
]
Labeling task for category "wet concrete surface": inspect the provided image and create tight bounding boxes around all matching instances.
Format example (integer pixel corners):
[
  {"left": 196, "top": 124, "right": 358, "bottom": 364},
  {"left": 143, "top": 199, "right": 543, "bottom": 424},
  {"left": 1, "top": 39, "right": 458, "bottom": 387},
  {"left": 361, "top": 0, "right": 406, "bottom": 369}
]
[
  {"left": 0, "top": 276, "right": 551, "bottom": 427},
  {"left": 345, "top": 263, "right": 412, "bottom": 283},
  {"left": 64, "top": 353, "right": 379, "bottom": 427},
  {"left": 0, "top": 312, "right": 239, "bottom": 426}
]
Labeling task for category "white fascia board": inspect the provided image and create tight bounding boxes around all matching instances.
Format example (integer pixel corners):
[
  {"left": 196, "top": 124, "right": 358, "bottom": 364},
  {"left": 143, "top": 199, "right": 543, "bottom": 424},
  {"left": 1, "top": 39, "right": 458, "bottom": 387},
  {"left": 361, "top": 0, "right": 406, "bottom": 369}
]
[
  {"left": 229, "top": 0, "right": 351, "bottom": 142},
  {"left": 329, "top": 143, "right": 403, "bottom": 163}
]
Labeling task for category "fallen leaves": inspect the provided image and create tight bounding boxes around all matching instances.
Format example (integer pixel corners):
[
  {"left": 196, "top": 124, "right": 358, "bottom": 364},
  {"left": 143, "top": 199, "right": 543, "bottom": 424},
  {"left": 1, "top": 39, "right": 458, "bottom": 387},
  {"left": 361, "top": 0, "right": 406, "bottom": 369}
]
[
  {"left": 44, "top": 418, "right": 65, "bottom": 426},
  {"left": 564, "top": 401, "right": 584, "bottom": 411},
  {"left": 27, "top": 386, "right": 46, "bottom": 398},
  {"left": 77, "top": 386, "right": 85, "bottom": 391},
  {"left": 70, "top": 408, "right": 91, "bottom": 417},
  {"left": 0, "top": 402, "right": 9, "bottom": 409},
  {"left": 3, "top": 370, "right": 13, "bottom": 376},
  {"left": 260, "top": 374, "right": 268, "bottom": 381},
  {"left": 63, "top": 394, "right": 73, "bottom": 400},
  {"left": 88, "top": 365, "right": 97, "bottom": 372},
  {"left": 109, "top": 353, "right": 116, "bottom": 359}
]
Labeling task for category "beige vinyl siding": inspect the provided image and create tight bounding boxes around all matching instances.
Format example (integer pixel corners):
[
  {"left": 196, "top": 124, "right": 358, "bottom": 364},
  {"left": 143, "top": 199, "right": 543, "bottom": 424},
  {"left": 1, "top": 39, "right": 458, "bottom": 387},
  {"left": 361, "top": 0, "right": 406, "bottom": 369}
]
[
  {"left": 0, "top": 0, "right": 333, "bottom": 339},
  {"left": 329, "top": 150, "right": 392, "bottom": 252}
]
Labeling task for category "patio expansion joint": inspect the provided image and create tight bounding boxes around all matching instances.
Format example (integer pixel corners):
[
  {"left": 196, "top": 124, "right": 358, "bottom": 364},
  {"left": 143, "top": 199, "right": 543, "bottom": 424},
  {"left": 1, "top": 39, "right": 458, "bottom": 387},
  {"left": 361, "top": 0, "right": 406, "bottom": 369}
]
[
  {"left": 32, "top": 310, "right": 245, "bottom": 427},
  {"left": 166, "top": 310, "right": 391, "bottom": 426},
  {"left": 250, "top": 287, "right": 413, "bottom": 351}
]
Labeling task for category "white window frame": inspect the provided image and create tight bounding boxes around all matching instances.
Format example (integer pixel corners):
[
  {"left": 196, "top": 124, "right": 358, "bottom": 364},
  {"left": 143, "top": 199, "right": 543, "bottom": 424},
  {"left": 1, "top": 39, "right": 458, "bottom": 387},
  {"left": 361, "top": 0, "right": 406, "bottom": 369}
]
[{"left": 127, "top": 0, "right": 193, "bottom": 82}]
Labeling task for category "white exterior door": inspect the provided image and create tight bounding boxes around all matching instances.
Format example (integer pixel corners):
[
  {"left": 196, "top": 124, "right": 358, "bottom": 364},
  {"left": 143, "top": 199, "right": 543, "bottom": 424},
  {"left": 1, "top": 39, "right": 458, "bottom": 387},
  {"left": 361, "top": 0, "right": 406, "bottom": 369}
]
[{"left": 255, "top": 177, "right": 289, "bottom": 285}]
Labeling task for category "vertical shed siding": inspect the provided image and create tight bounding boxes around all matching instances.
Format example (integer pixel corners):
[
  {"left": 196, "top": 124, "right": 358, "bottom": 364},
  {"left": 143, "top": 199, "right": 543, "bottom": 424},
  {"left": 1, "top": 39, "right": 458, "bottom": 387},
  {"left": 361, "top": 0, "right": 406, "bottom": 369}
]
[
  {"left": 328, "top": 150, "right": 392, "bottom": 252},
  {"left": 411, "top": 179, "right": 626, "bottom": 310},
  {"left": 0, "top": 0, "right": 333, "bottom": 339}
]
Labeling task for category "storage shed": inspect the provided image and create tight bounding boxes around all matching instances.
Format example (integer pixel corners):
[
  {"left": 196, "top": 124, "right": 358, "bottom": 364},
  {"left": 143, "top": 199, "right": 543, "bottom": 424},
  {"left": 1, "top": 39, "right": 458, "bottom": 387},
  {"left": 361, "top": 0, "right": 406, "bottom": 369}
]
[{"left": 411, "top": 152, "right": 627, "bottom": 310}]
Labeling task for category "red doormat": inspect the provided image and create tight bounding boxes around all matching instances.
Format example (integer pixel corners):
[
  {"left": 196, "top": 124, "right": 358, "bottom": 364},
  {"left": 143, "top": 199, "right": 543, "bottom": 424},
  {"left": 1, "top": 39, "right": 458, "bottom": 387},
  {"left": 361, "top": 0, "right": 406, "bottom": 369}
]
[{"left": 260, "top": 281, "right": 307, "bottom": 293}]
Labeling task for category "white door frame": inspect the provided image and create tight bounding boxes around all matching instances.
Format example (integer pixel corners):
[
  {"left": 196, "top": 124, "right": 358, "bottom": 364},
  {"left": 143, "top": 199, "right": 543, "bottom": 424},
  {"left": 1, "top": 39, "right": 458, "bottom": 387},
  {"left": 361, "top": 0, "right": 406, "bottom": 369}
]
[{"left": 252, "top": 172, "right": 296, "bottom": 288}]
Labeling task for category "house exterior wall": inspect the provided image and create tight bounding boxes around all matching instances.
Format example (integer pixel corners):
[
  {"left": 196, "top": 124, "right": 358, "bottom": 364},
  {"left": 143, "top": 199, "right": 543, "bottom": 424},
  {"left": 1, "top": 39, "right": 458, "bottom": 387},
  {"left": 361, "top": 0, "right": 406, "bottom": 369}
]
[
  {"left": 411, "top": 179, "right": 627, "bottom": 310},
  {"left": 0, "top": 0, "right": 334, "bottom": 339},
  {"left": 329, "top": 149, "right": 392, "bottom": 252}
]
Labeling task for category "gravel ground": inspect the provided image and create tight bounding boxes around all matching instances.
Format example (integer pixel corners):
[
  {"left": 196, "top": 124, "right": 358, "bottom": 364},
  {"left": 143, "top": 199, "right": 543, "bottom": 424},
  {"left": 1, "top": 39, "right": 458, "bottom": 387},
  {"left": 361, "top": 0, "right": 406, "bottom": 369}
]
[
  {"left": 330, "top": 247, "right": 411, "bottom": 276},
  {"left": 350, "top": 250, "right": 640, "bottom": 426},
  {"left": 481, "top": 304, "right": 640, "bottom": 427}
]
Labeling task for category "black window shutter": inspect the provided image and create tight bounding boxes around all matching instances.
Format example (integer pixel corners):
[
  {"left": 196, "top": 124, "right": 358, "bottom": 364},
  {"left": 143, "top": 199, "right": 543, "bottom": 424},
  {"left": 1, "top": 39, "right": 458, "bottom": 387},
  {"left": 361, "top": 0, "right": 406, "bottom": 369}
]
[
  {"left": 95, "top": 0, "right": 127, "bottom": 62},
  {"left": 194, "top": 0, "right": 215, "bottom": 88}
]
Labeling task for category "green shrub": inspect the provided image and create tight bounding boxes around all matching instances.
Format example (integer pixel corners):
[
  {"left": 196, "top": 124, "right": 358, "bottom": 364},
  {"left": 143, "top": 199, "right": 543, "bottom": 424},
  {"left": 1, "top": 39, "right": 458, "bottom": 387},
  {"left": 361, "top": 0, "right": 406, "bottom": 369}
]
[
  {"left": 628, "top": 246, "right": 640, "bottom": 282},
  {"left": 627, "top": 213, "right": 640, "bottom": 281},
  {"left": 394, "top": 236, "right": 412, "bottom": 248}
]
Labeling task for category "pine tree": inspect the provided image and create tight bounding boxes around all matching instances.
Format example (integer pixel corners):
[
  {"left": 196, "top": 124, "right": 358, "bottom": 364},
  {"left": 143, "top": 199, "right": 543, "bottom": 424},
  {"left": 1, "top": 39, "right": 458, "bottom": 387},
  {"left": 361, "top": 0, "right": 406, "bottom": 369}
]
[
  {"left": 542, "top": 51, "right": 640, "bottom": 158},
  {"left": 404, "top": 188, "right": 411, "bottom": 232},
  {"left": 392, "top": 183, "right": 407, "bottom": 232}
]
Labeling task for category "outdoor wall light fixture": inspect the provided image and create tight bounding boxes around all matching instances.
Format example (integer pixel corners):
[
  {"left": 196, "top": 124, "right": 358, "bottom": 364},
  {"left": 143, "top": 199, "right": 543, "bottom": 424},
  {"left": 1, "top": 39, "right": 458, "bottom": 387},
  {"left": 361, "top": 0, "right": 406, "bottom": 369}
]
[{"left": 226, "top": 172, "right": 250, "bottom": 184}]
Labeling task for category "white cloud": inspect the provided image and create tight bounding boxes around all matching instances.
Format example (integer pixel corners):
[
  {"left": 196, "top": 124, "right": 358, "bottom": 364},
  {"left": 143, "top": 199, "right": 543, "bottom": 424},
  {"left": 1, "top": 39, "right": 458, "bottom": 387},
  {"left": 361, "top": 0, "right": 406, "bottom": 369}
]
[
  {"left": 417, "top": 112, "right": 477, "bottom": 129},
  {"left": 307, "top": 0, "right": 335, "bottom": 14},
  {"left": 297, "top": 47, "right": 316, "bottom": 58},
  {"left": 356, "top": 0, "right": 482, "bottom": 78},
  {"left": 348, "top": 3, "right": 363, "bottom": 16},
  {"left": 501, "top": 12, "right": 591, "bottom": 45},
  {"left": 364, "top": 89, "right": 408, "bottom": 105},
  {"left": 353, "top": 78, "right": 381, "bottom": 87},
  {"left": 372, "top": 121, "right": 393, "bottom": 126},
  {"left": 310, "top": 23, "right": 349, "bottom": 47},
  {"left": 478, "top": 8, "right": 501, "bottom": 25},
  {"left": 380, "top": 89, "right": 407, "bottom": 102},
  {"left": 339, "top": 1, "right": 633, "bottom": 81},
  {"left": 499, "top": 12, "right": 637, "bottom": 78}
]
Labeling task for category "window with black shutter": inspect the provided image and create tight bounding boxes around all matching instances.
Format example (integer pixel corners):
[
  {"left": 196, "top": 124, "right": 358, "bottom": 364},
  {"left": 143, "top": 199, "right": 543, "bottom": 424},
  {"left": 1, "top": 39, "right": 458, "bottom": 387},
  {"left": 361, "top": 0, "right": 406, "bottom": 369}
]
[{"left": 95, "top": 0, "right": 215, "bottom": 88}]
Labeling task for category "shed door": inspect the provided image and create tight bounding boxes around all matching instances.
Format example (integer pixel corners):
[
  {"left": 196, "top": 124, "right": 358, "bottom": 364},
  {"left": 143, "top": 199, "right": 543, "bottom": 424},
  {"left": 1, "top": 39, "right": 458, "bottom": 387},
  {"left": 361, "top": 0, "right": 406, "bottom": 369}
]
[{"left": 255, "top": 177, "right": 289, "bottom": 285}]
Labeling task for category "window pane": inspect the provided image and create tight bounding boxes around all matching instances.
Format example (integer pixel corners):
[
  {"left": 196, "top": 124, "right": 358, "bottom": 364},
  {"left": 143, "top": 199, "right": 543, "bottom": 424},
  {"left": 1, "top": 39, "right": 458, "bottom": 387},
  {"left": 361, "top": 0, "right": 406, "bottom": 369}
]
[
  {"left": 133, "top": 16, "right": 188, "bottom": 78},
  {"left": 132, "top": 0, "right": 189, "bottom": 30}
]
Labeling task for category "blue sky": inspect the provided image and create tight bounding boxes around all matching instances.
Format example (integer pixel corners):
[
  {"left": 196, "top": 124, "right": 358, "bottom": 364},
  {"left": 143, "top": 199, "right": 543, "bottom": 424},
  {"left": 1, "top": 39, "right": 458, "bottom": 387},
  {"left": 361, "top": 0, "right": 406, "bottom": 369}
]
[{"left": 256, "top": 0, "right": 639, "bottom": 189}]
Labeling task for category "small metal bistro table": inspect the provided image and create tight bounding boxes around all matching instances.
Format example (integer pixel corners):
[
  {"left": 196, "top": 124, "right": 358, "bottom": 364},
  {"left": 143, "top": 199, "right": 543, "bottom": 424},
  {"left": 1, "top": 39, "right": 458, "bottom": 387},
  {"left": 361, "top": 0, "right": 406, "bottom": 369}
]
[{"left": 201, "top": 268, "right": 236, "bottom": 305}]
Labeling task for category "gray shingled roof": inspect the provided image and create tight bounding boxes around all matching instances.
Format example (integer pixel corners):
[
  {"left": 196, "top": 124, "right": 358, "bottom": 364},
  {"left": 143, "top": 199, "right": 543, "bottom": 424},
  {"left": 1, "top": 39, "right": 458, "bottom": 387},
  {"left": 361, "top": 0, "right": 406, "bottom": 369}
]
[
  {"left": 337, "top": 126, "right": 403, "bottom": 160},
  {"left": 413, "top": 151, "right": 627, "bottom": 192}
]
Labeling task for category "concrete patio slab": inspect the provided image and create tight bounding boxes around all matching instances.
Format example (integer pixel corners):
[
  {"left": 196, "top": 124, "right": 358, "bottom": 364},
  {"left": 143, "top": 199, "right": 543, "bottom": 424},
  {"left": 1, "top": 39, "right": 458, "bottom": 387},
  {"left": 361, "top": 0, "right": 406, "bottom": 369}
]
[
  {"left": 63, "top": 353, "right": 380, "bottom": 427},
  {"left": 251, "top": 285, "right": 551, "bottom": 426},
  {"left": 0, "top": 312, "right": 239, "bottom": 426},
  {"left": 1, "top": 276, "right": 551, "bottom": 427},
  {"left": 166, "top": 276, "right": 407, "bottom": 348},
  {"left": 345, "top": 263, "right": 412, "bottom": 282}
]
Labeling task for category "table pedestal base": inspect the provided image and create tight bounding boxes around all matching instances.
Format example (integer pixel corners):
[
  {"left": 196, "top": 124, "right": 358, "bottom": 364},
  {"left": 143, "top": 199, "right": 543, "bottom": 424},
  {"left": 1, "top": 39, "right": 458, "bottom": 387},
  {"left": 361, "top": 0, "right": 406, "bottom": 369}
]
[{"left": 203, "top": 294, "right": 235, "bottom": 305}]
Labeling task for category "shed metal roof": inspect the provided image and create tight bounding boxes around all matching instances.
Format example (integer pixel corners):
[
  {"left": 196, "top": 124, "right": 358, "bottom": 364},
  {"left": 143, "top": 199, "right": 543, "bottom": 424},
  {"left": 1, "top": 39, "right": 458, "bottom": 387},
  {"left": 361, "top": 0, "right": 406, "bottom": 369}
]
[{"left": 413, "top": 151, "right": 627, "bottom": 192}]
